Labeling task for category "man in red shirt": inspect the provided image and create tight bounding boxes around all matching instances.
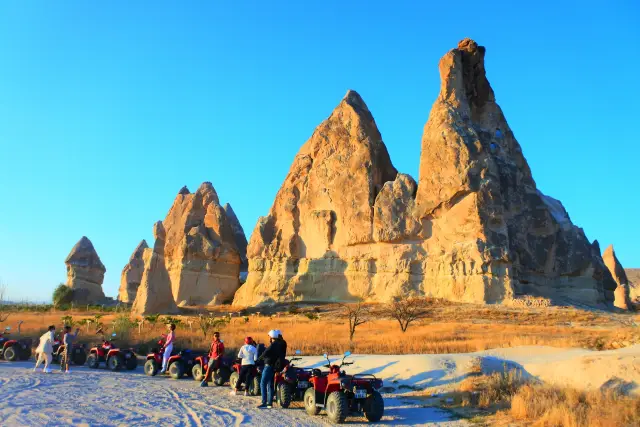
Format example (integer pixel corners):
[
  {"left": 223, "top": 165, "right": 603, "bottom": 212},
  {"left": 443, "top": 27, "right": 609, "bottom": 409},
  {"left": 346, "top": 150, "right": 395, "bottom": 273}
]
[{"left": 200, "top": 331, "right": 225, "bottom": 387}]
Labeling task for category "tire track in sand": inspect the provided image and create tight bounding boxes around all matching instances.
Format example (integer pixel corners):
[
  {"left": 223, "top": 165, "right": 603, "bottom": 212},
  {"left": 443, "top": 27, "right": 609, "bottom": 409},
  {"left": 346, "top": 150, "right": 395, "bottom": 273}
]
[{"left": 165, "top": 387, "right": 205, "bottom": 427}]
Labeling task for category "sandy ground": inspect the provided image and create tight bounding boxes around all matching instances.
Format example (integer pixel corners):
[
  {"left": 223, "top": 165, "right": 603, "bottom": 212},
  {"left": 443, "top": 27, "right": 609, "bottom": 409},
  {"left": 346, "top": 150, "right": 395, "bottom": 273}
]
[
  {"left": 0, "top": 361, "right": 465, "bottom": 427},
  {"left": 2, "top": 344, "right": 638, "bottom": 426}
]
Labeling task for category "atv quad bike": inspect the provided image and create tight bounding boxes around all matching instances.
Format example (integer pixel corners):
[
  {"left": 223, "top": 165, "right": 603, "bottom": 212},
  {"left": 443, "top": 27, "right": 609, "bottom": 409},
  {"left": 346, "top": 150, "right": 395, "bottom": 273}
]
[
  {"left": 144, "top": 335, "right": 200, "bottom": 379},
  {"left": 87, "top": 331, "right": 137, "bottom": 371},
  {"left": 192, "top": 355, "right": 232, "bottom": 386},
  {"left": 229, "top": 358, "right": 261, "bottom": 396},
  {"left": 304, "top": 351, "right": 384, "bottom": 424},
  {"left": 0, "top": 327, "right": 32, "bottom": 362},
  {"left": 52, "top": 335, "right": 87, "bottom": 366},
  {"left": 273, "top": 349, "right": 312, "bottom": 408}
]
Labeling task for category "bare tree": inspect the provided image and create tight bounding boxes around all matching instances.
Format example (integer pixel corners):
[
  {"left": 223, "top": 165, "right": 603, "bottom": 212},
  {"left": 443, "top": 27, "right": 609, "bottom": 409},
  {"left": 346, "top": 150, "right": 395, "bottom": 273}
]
[
  {"left": 340, "top": 300, "right": 371, "bottom": 342},
  {"left": 382, "top": 293, "right": 431, "bottom": 333},
  {"left": 0, "top": 284, "right": 10, "bottom": 323}
]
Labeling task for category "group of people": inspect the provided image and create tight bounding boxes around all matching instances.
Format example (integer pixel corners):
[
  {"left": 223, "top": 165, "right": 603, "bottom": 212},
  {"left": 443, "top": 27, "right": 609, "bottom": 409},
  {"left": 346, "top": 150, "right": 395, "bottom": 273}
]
[
  {"left": 167, "top": 324, "right": 288, "bottom": 409},
  {"left": 33, "top": 322, "right": 290, "bottom": 409},
  {"left": 33, "top": 324, "right": 79, "bottom": 374}
]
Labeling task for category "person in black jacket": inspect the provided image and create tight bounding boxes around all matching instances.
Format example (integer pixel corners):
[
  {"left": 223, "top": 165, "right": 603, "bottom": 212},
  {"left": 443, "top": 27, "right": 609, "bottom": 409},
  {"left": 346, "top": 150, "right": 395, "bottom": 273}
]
[{"left": 256, "top": 330, "right": 286, "bottom": 408}]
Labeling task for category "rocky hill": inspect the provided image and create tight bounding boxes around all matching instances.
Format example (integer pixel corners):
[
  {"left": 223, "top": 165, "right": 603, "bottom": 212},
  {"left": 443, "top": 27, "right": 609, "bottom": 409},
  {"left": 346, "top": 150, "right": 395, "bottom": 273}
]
[{"left": 233, "top": 39, "right": 616, "bottom": 308}]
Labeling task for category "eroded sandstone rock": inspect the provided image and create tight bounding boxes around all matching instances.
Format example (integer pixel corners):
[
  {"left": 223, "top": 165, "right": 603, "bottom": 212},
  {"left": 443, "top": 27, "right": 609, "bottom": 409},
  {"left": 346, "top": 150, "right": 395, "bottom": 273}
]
[
  {"left": 161, "top": 183, "right": 241, "bottom": 306},
  {"left": 626, "top": 268, "right": 640, "bottom": 303},
  {"left": 233, "top": 39, "right": 616, "bottom": 308},
  {"left": 224, "top": 203, "right": 248, "bottom": 273},
  {"left": 132, "top": 222, "right": 178, "bottom": 315},
  {"left": 64, "top": 236, "right": 106, "bottom": 303},
  {"left": 603, "top": 245, "right": 630, "bottom": 309},
  {"left": 118, "top": 240, "right": 148, "bottom": 303}
]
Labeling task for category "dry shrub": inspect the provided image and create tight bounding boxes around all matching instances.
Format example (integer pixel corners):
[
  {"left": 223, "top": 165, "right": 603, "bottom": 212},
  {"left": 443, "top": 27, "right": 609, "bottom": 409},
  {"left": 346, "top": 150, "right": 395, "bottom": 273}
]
[{"left": 510, "top": 383, "right": 640, "bottom": 427}]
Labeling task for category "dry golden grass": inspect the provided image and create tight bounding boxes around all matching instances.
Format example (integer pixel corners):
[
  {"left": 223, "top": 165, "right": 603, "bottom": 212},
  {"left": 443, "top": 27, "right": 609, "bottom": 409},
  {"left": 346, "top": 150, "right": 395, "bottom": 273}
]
[
  {"left": 509, "top": 383, "right": 640, "bottom": 427},
  {"left": 3, "top": 302, "right": 639, "bottom": 357},
  {"left": 442, "top": 370, "right": 640, "bottom": 427}
]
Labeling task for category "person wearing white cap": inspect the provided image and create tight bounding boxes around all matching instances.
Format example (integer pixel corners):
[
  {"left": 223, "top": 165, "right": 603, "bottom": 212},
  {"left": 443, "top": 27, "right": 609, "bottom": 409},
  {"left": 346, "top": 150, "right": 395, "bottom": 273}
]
[{"left": 256, "top": 329, "right": 286, "bottom": 408}]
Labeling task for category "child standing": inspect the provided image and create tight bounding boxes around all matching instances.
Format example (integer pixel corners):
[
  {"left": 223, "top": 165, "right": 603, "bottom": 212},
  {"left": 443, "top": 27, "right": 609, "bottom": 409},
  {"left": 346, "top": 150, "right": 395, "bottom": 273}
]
[{"left": 61, "top": 326, "right": 79, "bottom": 373}]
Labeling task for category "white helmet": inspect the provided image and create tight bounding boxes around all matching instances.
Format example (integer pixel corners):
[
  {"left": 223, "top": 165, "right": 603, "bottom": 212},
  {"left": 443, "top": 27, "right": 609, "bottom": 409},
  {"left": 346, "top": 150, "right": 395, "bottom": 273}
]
[{"left": 268, "top": 329, "right": 278, "bottom": 339}]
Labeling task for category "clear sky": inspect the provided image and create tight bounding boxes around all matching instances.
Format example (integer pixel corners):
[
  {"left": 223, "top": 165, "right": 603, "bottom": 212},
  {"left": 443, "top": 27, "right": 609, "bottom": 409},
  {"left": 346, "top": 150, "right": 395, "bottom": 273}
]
[{"left": 0, "top": 1, "right": 638, "bottom": 302}]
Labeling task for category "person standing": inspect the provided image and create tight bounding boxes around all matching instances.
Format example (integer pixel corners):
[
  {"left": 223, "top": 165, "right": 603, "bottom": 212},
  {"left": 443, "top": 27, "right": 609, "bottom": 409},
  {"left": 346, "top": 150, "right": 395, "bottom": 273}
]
[
  {"left": 232, "top": 336, "right": 257, "bottom": 396},
  {"left": 257, "top": 330, "right": 286, "bottom": 408},
  {"left": 201, "top": 331, "right": 225, "bottom": 387},
  {"left": 60, "top": 326, "right": 79, "bottom": 373},
  {"left": 160, "top": 323, "right": 176, "bottom": 374},
  {"left": 33, "top": 325, "right": 56, "bottom": 373}
]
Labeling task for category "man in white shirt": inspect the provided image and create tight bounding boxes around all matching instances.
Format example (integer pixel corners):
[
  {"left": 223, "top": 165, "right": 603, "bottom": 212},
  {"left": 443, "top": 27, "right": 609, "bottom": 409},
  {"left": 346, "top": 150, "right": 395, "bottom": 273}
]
[
  {"left": 34, "top": 325, "right": 56, "bottom": 373},
  {"left": 231, "top": 336, "right": 257, "bottom": 396}
]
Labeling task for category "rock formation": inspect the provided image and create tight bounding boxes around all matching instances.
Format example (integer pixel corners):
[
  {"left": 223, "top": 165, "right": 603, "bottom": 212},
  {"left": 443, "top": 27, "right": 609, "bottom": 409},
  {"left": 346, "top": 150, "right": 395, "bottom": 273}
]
[
  {"left": 413, "top": 38, "right": 616, "bottom": 306},
  {"left": 224, "top": 203, "right": 248, "bottom": 273},
  {"left": 602, "top": 245, "right": 631, "bottom": 309},
  {"left": 627, "top": 268, "right": 640, "bottom": 303},
  {"left": 233, "top": 39, "right": 617, "bottom": 308},
  {"left": 64, "top": 236, "right": 106, "bottom": 303},
  {"left": 118, "top": 240, "right": 148, "bottom": 303},
  {"left": 132, "top": 183, "right": 242, "bottom": 311},
  {"left": 132, "top": 222, "right": 178, "bottom": 315}
]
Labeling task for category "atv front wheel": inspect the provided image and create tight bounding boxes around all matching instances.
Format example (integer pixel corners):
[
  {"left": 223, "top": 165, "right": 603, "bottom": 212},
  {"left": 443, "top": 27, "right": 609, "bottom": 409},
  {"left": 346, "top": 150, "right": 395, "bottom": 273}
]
[
  {"left": 363, "top": 390, "right": 384, "bottom": 422},
  {"left": 249, "top": 375, "right": 261, "bottom": 396},
  {"left": 169, "top": 361, "right": 185, "bottom": 379},
  {"left": 214, "top": 366, "right": 230, "bottom": 386},
  {"left": 144, "top": 359, "right": 159, "bottom": 376},
  {"left": 3, "top": 346, "right": 18, "bottom": 362},
  {"left": 229, "top": 371, "right": 239, "bottom": 390},
  {"left": 87, "top": 354, "right": 100, "bottom": 369},
  {"left": 107, "top": 355, "right": 123, "bottom": 371},
  {"left": 191, "top": 363, "right": 204, "bottom": 381},
  {"left": 326, "top": 391, "right": 348, "bottom": 424},
  {"left": 277, "top": 383, "right": 292, "bottom": 408},
  {"left": 304, "top": 388, "right": 320, "bottom": 416}
]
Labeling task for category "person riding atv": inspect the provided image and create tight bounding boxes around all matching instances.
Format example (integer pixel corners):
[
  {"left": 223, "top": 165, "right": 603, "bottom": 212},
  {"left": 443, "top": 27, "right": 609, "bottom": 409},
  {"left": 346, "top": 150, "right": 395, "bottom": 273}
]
[{"left": 200, "top": 331, "right": 230, "bottom": 387}]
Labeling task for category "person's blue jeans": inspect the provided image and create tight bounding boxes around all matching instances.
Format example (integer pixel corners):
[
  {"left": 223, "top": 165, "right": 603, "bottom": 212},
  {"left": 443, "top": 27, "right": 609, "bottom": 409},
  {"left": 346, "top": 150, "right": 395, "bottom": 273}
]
[{"left": 260, "top": 365, "right": 274, "bottom": 405}]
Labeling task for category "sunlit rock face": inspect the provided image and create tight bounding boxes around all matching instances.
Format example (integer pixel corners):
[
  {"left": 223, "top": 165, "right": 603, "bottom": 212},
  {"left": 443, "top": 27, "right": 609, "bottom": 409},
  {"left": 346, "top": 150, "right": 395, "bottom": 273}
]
[{"left": 233, "top": 39, "right": 616, "bottom": 308}]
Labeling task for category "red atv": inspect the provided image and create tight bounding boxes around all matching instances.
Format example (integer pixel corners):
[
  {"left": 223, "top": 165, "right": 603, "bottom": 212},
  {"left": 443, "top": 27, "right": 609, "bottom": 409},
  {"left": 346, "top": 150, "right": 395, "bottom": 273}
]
[
  {"left": 229, "top": 359, "right": 261, "bottom": 396},
  {"left": 304, "top": 351, "right": 384, "bottom": 424},
  {"left": 87, "top": 331, "right": 137, "bottom": 371},
  {"left": 52, "top": 334, "right": 87, "bottom": 366},
  {"left": 144, "top": 335, "right": 199, "bottom": 379},
  {"left": 191, "top": 355, "right": 233, "bottom": 386},
  {"left": 274, "top": 350, "right": 312, "bottom": 408},
  {"left": 0, "top": 327, "right": 32, "bottom": 362}
]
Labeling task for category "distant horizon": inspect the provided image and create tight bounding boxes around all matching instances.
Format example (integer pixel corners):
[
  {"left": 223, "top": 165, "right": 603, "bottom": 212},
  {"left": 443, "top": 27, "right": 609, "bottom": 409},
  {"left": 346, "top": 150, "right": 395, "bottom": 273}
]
[{"left": 1, "top": 2, "right": 638, "bottom": 301}]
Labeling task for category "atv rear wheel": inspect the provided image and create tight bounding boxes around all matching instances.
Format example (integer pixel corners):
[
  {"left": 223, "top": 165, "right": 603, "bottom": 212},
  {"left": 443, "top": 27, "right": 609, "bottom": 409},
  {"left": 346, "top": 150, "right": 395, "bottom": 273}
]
[
  {"left": 107, "top": 355, "right": 123, "bottom": 371},
  {"left": 87, "top": 354, "right": 100, "bottom": 369},
  {"left": 20, "top": 347, "right": 32, "bottom": 361},
  {"left": 214, "top": 366, "right": 230, "bottom": 386},
  {"left": 304, "top": 388, "right": 320, "bottom": 416},
  {"left": 73, "top": 350, "right": 87, "bottom": 366},
  {"left": 229, "top": 371, "right": 239, "bottom": 390},
  {"left": 363, "top": 390, "right": 384, "bottom": 422},
  {"left": 191, "top": 363, "right": 204, "bottom": 381},
  {"left": 249, "top": 375, "right": 261, "bottom": 396},
  {"left": 326, "top": 391, "right": 348, "bottom": 424},
  {"left": 169, "top": 361, "right": 185, "bottom": 379},
  {"left": 277, "top": 383, "right": 292, "bottom": 408},
  {"left": 125, "top": 355, "right": 137, "bottom": 370},
  {"left": 3, "top": 346, "right": 18, "bottom": 362},
  {"left": 144, "top": 359, "right": 159, "bottom": 376}
]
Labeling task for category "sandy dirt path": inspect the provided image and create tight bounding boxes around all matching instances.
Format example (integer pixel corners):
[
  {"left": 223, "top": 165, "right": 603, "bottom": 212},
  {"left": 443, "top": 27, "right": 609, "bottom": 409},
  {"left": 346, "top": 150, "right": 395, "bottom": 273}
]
[{"left": 0, "top": 361, "right": 466, "bottom": 426}]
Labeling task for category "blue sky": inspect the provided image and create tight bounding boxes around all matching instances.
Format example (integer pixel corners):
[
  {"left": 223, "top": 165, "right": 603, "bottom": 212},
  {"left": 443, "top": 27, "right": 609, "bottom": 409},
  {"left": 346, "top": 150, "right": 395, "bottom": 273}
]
[{"left": 0, "top": 1, "right": 638, "bottom": 302}]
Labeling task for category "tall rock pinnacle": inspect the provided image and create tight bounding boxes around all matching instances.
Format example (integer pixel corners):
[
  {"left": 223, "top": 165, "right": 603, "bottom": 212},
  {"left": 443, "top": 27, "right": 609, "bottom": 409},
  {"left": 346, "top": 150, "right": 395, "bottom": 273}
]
[{"left": 64, "top": 236, "right": 106, "bottom": 303}]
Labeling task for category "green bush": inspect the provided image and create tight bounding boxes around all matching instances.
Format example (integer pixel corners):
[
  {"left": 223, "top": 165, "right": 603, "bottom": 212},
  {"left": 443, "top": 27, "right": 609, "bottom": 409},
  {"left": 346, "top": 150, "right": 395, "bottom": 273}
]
[{"left": 52, "top": 284, "right": 74, "bottom": 308}]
